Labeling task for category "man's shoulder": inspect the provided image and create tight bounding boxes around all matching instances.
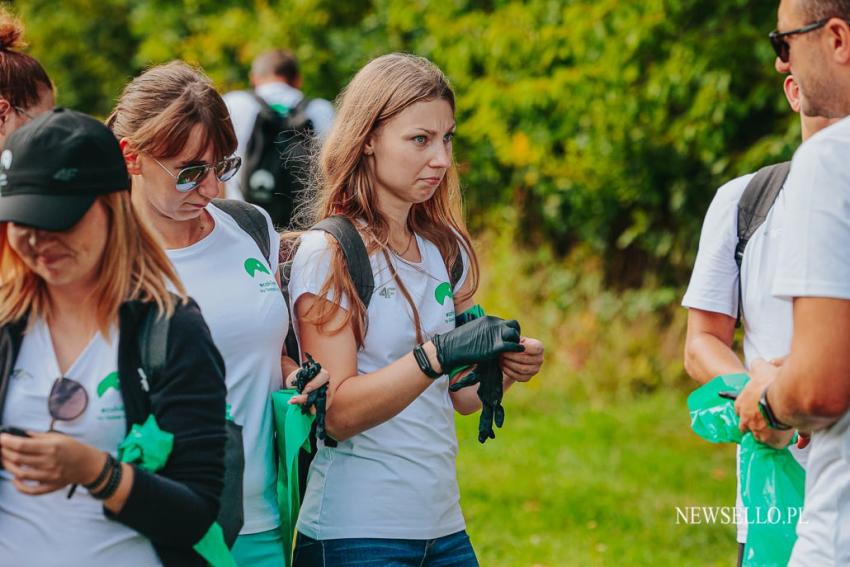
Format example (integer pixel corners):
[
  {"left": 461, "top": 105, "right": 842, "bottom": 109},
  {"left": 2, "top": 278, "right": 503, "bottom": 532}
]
[{"left": 710, "top": 172, "right": 756, "bottom": 210}]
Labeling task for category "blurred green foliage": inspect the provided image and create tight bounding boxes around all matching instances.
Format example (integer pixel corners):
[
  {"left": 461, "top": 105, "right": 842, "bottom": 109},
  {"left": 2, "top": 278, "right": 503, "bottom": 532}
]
[{"left": 11, "top": 0, "right": 795, "bottom": 286}]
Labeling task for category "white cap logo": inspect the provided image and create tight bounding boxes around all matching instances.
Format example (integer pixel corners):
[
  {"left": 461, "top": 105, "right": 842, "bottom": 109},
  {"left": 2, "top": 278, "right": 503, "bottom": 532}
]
[{"left": 0, "top": 150, "right": 12, "bottom": 170}]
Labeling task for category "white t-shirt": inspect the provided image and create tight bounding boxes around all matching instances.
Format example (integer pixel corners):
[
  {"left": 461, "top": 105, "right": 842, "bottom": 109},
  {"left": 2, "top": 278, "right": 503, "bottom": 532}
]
[
  {"left": 289, "top": 230, "right": 468, "bottom": 540},
  {"left": 0, "top": 319, "right": 160, "bottom": 566},
  {"left": 682, "top": 173, "right": 808, "bottom": 543},
  {"left": 166, "top": 202, "right": 287, "bottom": 535},
  {"left": 224, "top": 82, "right": 336, "bottom": 201},
  {"left": 772, "top": 116, "right": 850, "bottom": 566}
]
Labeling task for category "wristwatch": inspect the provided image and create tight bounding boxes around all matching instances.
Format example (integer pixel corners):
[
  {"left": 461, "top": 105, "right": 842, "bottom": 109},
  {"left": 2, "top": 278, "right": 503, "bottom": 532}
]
[{"left": 758, "top": 384, "right": 791, "bottom": 431}]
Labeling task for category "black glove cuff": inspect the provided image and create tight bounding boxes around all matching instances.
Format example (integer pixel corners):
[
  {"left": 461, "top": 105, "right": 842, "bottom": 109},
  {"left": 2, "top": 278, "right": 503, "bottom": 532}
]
[{"left": 413, "top": 344, "right": 442, "bottom": 379}]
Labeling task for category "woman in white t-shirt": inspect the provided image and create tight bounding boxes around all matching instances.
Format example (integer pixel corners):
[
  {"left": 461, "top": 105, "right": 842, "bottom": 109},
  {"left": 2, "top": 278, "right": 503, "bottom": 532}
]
[
  {"left": 289, "top": 53, "right": 545, "bottom": 566},
  {"left": 0, "top": 109, "right": 228, "bottom": 566},
  {"left": 107, "top": 61, "right": 327, "bottom": 566}
]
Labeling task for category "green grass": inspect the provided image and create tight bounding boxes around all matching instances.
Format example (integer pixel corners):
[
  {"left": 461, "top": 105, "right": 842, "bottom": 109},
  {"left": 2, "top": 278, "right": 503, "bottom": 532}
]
[{"left": 455, "top": 387, "right": 738, "bottom": 566}]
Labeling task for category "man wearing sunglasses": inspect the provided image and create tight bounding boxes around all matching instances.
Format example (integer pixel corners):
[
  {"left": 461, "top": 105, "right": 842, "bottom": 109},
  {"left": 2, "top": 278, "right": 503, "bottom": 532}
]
[
  {"left": 683, "top": 75, "right": 836, "bottom": 567},
  {"left": 735, "top": 1, "right": 850, "bottom": 565}
]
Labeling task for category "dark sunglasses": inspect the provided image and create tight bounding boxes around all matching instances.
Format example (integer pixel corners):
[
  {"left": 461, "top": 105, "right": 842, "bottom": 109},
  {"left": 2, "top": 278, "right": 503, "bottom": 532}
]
[
  {"left": 152, "top": 155, "right": 242, "bottom": 193},
  {"left": 47, "top": 377, "right": 89, "bottom": 498},
  {"left": 769, "top": 18, "right": 842, "bottom": 63},
  {"left": 48, "top": 377, "right": 89, "bottom": 431}
]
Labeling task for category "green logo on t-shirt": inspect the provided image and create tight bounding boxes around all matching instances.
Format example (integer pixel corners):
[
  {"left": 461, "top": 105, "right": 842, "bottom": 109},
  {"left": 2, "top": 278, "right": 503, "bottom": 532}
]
[
  {"left": 435, "top": 282, "right": 453, "bottom": 305},
  {"left": 97, "top": 371, "right": 120, "bottom": 397},
  {"left": 244, "top": 258, "right": 271, "bottom": 278}
]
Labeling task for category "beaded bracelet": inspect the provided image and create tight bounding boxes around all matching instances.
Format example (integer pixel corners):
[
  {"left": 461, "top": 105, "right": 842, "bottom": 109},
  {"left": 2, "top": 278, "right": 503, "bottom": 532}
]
[
  {"left": 90, "top": 456, "right": 122, "bottom": 500},
  {"left": 84, "top": 453, "right": 113, "bottom": 491}
]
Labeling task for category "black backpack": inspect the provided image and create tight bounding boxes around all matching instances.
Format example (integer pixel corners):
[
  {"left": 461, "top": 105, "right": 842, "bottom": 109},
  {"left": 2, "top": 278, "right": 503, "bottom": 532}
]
[
  {"left": 240, "top": 92, "right": 313, "bottom": 230},
  {"left": 734, "top": 161, "right": 791, "bottom": 324}
]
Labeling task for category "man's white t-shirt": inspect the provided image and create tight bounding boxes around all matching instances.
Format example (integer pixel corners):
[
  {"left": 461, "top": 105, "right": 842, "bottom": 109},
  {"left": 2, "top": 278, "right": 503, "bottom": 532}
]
[
  {"left": 167, "top": 202, "right": 287, "bottom": 535},
  {"left": 224, "top": 82, "right": 336, "bottom": 200},
  {"left": 772, "top": 116, "right": 850, "bottom": 566},
  {"left": 0, "top": 320, "right": 160, "bottom": 565},
  {"left": 289, "top": 230, "right": 468, "bottom": 540},
  {"left": 682, "top": 173, "right": 808, "bottom": 544}
]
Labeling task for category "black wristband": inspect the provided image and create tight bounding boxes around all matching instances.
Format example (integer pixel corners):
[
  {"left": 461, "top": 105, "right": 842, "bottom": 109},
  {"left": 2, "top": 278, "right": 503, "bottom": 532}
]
[
  {"left": 413, "top": 344, "right": 441, "bottom": 379},
  {"left": 759, "top": 384, "right": 792, "bottom": 431},
  {"left": 90, "top": 456, "right": 122, "bottom": 500},
  {"left": 84, "top": 453, "right": 113, "bottom": 490}
]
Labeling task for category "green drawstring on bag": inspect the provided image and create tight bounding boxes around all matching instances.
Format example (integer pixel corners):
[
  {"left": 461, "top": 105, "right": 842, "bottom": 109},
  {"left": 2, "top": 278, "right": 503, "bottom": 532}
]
[
  {"left": 687, "top": 374, "right": 805, "bottom": 567},
  {"left": 272, "top": 389, "right": 315, "bottom": 566},
  {"left": 118, "top": 414, "right": 236, "bottom": 567}
]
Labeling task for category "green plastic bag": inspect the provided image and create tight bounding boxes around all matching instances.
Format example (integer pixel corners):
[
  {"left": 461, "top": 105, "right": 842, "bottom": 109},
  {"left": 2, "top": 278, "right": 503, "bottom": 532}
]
[
  {"left": 271, "top": 389, "right": 316, "bottom": 567},
  {"left": 118, "top": 414, "right": 236, "bottom": 567},
  {"left": 688, "top": 374, "right": 805, "bottom": 567}
]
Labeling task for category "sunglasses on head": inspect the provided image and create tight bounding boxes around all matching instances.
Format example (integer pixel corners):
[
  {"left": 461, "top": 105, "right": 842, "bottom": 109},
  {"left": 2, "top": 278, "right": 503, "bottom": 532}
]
[
  {"left": 152, "top": 155, "right": 242, "bottom": 192},
  {"left": 769, "top": 17, "right": 850, "bottom": 63}
]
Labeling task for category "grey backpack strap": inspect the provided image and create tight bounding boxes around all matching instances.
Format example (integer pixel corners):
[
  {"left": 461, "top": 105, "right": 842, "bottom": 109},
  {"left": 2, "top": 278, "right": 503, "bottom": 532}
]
[
  {"left": 735, "top": 162, "right": 790, "bottom": 269},
  {"left": 312, "top": 216, "right": 375, "bottom": 308},
  {"left": 212, "top": 199, "right": 273, "bottom": 267},
  {"left": 734, "top": 161, "right": 790, "bottom": 324}
]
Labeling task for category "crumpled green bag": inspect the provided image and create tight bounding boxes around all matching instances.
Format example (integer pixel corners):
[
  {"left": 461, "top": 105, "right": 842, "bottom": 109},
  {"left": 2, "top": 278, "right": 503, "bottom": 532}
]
[
  {"left": 272, "top": 389, "right": 316, "bottom": 567},
  {"left": 118, "top": 414, "right": 236, "bottom": 567},
  {"left": 688, "top": 374, "right": 805, "bottom": 567}
]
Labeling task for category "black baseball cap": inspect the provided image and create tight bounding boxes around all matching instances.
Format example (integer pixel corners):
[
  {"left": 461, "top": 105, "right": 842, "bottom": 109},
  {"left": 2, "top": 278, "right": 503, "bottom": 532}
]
[{"left": 0, "top": 108, "right": 129, "bottom": 231}]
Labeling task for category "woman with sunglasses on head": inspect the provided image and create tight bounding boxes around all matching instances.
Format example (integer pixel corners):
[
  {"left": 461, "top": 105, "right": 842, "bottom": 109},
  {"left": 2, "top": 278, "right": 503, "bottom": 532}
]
[
  {"left": 288, "top": 53, "right": 545, "bottom": 566},
  {"left": 0, "top": 109, "right": 228, "bottom": 566},
  {"left": 108, "top": 60, "right": 325, "bottom": 566},
  {"left": 0, "top": 8, "right": 54, "bottom": 148}
]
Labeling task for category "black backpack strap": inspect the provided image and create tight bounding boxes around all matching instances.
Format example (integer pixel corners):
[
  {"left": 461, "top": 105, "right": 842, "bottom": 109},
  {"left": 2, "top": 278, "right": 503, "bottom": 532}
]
[
  {"left": 312, "top": 216, "right": 375, "bottom": 308},
  {"left": 449, "top": 250, "right": 464, "bottom": 290},
  {"left": 734, "top": 161, "right": 791, "bottom": 325},
  {"left": 212, "top": 199, "right": 273, "bottom": 266},
  {"left": 139, "top": 306, "right": 169, "bottom": 395}
]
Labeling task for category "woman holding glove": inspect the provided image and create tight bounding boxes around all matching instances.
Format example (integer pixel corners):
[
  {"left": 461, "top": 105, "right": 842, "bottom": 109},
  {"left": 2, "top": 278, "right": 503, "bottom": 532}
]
[{"left": 288, "top": 53, "right": 544, "bottom": 566}]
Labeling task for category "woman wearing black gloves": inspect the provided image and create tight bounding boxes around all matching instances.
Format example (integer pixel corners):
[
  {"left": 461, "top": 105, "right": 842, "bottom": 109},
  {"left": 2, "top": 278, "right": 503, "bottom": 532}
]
[
  {"left": 0, "top": 109, "right": 227, "bottom": 566},
  {"left": 288, "top": 53, "right": 544, "bottom": 565}
]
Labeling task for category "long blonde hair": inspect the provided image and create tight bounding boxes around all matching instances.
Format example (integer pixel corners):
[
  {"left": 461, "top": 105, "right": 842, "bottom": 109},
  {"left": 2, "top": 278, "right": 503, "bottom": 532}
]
[
  {"left": 292, "top": 53, "right": 479, "bottom": 347},
  {"left": 0, "top": 192, "right": 185, "bottom": 334}
]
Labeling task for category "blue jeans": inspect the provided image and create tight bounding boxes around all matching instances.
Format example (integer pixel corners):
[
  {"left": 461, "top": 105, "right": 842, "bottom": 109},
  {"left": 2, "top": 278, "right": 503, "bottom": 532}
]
[{"left": 292, "top": 530, "right": 479, "bottom": 567}]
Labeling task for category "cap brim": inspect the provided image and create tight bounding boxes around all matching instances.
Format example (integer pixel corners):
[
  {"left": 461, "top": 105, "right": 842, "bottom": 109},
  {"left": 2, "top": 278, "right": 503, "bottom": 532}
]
[{"left": 0, "top": 193, "right": 96, "bottom": 231}]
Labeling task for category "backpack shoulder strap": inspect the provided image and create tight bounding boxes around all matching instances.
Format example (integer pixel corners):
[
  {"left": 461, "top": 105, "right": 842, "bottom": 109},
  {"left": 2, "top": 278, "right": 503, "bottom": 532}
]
[
  {"left": 312, "top": 216, "right": 374, "bottom": 308},
  {"left": 735, "top": 162, "right": 791, "bottom": 269},
  {"left": 449, "top": 250, "right": 464, "bottom": 290},
  {"left": 139, "top": 306, "right": 169, "bottom": 387},
  {"left": 212, "top": 199, "right": 273, "bottom": 266}
]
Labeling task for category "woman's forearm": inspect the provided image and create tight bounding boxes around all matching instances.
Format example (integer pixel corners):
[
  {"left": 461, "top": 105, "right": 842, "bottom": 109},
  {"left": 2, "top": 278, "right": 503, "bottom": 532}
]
[{"left": 326, "top": 343, "right": 440, "bottom": 441}]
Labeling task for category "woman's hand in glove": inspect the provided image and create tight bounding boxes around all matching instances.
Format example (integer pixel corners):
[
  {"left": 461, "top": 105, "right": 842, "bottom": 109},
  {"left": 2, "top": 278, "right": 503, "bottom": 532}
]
[{"left": 430, "top": 316, "right": 524, "bottom": 373}]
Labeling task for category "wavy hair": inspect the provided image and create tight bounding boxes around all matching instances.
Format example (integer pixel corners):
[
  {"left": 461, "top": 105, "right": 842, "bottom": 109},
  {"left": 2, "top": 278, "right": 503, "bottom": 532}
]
[{"left": 290, "top": 53, "right": 479, "bottom": 347}]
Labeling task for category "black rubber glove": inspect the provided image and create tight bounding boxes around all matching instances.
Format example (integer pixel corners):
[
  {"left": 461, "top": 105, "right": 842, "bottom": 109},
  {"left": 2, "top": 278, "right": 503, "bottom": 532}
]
[
  {"left": 449, "top": 358, "right": 505, "bottom": 443},
  {"left": 295, "top": 354, "right": 333, "bottom": 444},
  {"left": 431, "top": 316, "right": 523, "bottom": 372}
]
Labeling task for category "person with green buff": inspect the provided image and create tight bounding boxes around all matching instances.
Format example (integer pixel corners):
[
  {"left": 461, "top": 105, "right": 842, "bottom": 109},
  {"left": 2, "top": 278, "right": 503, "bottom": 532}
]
[
  {"left": 287, "top": 53, "right": 544, "bottom": 565},
  {"left": 0, "top": 109, "right": 229, "bottom": 566}
]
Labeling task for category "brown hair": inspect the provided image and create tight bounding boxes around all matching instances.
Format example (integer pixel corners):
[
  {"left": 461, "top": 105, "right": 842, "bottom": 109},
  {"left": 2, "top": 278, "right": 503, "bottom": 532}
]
[
  {"left": 803, "top": 0, "right": 850, "bottom": 20},
  {"left": 0, "top": 192, "right": 185, "bottom": 335},
  {"left": 290, "top": 53, "right": 479, "bottom": 348},
  {"left": 0, "top": 8, "right": 53, "bottom": 110},
  {"left": 106, "top": 60, "right": 235, "bottom": 162},
  {"left": 252, "top": 49, "right": 299, "bottom": 84}
]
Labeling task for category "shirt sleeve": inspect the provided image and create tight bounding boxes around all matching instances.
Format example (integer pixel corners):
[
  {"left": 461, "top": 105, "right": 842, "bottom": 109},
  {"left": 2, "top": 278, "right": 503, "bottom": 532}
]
[
  {"left": 452, "top": 239, "right": 471, "bottom": 294},
  {"left": 288, "top": 230, "right": 350, "bottom": 312},
  {"left": 250, "top": 203, "right": 280, "bottom": 274},
  {"left": 681, "top": 175, "right": 752, "bottom": 318},
  {"left": 305, "top": 98, "right": 336, "bottom": 140},
  {"left": 774, "top": 135, "right": 850, "bottom": 300}
]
